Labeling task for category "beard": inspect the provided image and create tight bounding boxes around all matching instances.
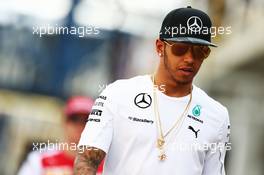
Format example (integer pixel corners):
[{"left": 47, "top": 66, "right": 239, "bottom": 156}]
[{"left": 163, "top": 50, "right": 194, "bottom": 85}]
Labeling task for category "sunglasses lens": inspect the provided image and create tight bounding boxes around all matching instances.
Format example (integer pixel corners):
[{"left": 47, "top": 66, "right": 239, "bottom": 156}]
[
  {"left": 171, "top": 43, "right": 190, "bottom": 56},
  {"left": 193, "top": 46, "right": 211, "bottom": 59},
  {"left": 164, "top": 41, "right": 211, "bottom": 59}
]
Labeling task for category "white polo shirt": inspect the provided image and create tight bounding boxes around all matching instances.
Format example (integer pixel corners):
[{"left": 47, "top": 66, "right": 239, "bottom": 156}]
[{"left": 79, "top": 75, "right": 230, "bottom": 175}]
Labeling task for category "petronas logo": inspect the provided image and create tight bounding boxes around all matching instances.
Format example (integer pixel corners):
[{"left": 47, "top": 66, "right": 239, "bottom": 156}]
[{"left": 192, "top": 105, "right": 201, "bottom": 117}]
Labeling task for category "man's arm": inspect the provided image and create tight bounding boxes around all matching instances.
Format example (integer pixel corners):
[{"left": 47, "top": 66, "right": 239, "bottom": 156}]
[{"left": 74, "top": 146, "right": 105, "bottom": 175}]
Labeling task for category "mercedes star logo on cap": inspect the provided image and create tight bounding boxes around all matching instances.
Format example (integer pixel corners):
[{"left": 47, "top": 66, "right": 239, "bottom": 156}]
[{"left": 187, "top": 16, "right": 203, "bottom": 32}]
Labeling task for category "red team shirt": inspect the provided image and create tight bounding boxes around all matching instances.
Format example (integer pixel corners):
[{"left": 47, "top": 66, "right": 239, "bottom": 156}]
[{"left": 18, "top": 149, "right": 104, "bottom": 175}]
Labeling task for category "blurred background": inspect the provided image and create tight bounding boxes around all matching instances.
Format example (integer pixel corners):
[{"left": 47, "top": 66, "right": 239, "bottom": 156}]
[{"left": 0, "top": 0, "right": 263, "bottom": 174}]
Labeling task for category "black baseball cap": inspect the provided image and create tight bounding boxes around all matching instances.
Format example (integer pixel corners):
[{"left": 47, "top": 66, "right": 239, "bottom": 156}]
[{"left": 159, "top": 6, "right": 217, "bottom": 47}]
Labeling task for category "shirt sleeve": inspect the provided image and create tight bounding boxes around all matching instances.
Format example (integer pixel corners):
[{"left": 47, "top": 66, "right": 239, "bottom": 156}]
[
  {"left": 202, "top": 109, "right": 231, "bottom": 175},
  {"left": 78, "top": 85, "right": 116, "bottom": 153},
  {"left": 17, "top": 151, "right": 43, "bottom": 175}
]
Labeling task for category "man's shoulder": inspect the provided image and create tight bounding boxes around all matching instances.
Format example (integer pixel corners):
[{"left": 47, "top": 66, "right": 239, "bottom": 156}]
[
  {"left": 193, "top": 85, "right": 228, "bottom": 115},
  {"left": 104, "top": 74, "right": 150, "bottom": 93},
  {"left": 112, "top": 74, "right": 149, "bottom": 86},
  {"left": 96, "top": 74, "right": 150, "bottom": 112}
]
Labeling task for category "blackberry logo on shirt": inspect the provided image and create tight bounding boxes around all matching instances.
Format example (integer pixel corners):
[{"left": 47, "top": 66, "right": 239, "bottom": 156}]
[
  {"left": 128, "top": 116, "right": 154, "bottom": 124},
  {"left": 192, "top": 105, "right": 202, "bottom": 116},
  {"left": 134, "top": 93, "right": 152, "bottom": 109},
  {"left": 90, "top": 109, "right": 102, "bottom": 116}
]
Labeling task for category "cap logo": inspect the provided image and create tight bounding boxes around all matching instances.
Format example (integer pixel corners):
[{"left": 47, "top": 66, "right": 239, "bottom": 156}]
[{"left": 187, "top": 16, "right": 203, "bottom": 32}]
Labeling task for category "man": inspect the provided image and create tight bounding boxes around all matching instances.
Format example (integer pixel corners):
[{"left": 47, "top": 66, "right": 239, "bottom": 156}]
[
  {"left": 74, "top": 6, "right": 230, "bottom": 175},
  {"left": 18, "top": 96, "right": 104, "bottom": 175}
]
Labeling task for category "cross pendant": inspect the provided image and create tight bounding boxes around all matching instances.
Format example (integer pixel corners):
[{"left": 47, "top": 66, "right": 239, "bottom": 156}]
[
  {"left": 158, "top": 153, "right": 166, "bottom": 161},
  {"left": 157, "top": 138, "right": 165, "bottom": 149}
]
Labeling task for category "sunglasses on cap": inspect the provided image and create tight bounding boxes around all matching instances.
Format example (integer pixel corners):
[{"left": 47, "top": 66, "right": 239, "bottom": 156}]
[{"left": 163, "top": 40, "right": 211, "bottom": 60}]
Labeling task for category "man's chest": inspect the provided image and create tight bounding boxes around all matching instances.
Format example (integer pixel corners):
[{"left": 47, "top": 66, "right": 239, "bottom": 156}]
[{"left": 112, "top": 91, "right": 219, "bottom": 147}]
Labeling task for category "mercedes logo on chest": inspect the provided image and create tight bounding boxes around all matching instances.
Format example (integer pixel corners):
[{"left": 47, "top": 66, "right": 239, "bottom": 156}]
[{"left": 134, "top": 93, "right": 152, "bottom": 109}]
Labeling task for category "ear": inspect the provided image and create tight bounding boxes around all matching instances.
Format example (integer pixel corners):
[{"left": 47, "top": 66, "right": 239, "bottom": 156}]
[{"left": 156, "top": 39, "right": 164, "bottom": 57}]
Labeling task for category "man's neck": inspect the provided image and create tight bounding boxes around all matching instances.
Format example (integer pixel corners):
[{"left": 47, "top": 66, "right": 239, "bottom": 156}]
[{"left": 154, "top": 71, "right": 192, "bottom": 98}]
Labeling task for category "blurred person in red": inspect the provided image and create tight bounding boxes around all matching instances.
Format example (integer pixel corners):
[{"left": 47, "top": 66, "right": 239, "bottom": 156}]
[{"left": 18, "top": 96, "right": 104, "bottom": 175}]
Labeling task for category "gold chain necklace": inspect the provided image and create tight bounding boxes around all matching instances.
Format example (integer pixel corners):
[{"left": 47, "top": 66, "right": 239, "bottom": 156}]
[{"left": 152, "top": 74, "right": 192, "bottom": 161}]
